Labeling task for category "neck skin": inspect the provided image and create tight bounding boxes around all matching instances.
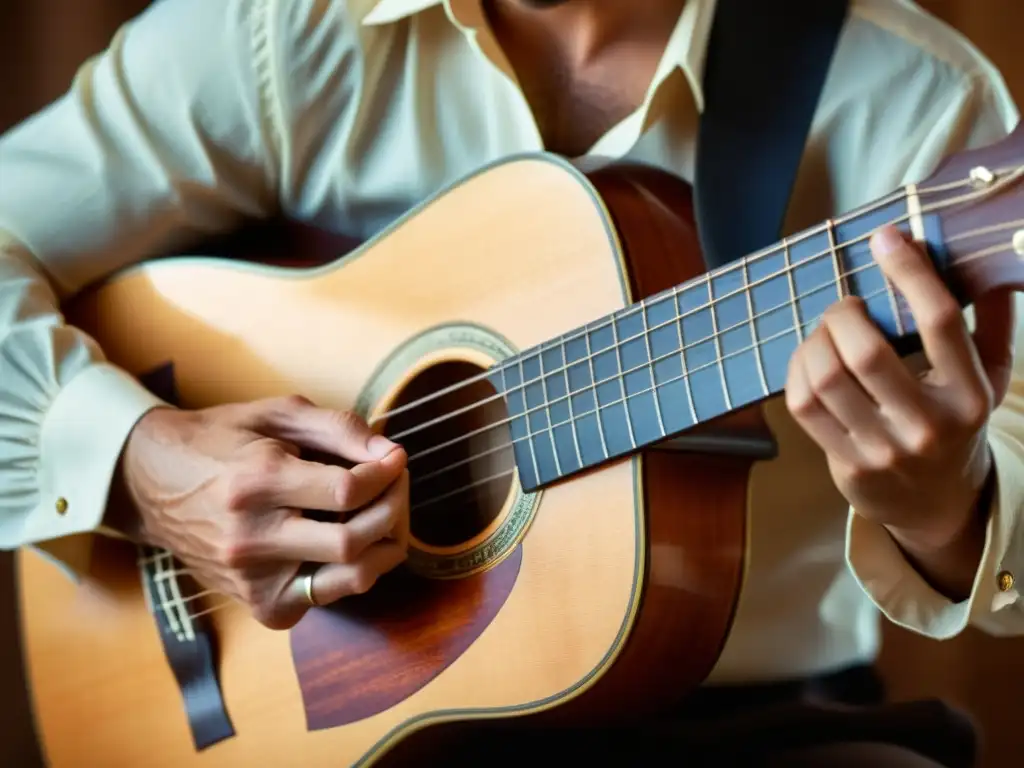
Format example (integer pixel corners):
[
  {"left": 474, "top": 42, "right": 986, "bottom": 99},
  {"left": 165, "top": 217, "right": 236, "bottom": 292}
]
[
  {"left": 487, "top": 0, "right": 686, "bottom": 67},
  {"left": 483, "top": 0, "right": 687, "bottom": 155}
]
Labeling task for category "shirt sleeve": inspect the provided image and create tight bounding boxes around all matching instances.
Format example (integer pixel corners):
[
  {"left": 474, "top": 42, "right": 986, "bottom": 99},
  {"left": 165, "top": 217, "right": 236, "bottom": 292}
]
[
  {"left": 845, "top": 68, "right": 1024, "bottom": 639},
  {"left": 0, "top": 0, "right": 287, "bottom": 579}
]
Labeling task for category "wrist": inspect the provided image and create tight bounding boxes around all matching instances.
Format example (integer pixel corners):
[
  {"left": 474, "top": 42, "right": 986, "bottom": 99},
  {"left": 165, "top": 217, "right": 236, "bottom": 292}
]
[
  {"left": 886, "top": 453, "right": 996, "bottom": 603},
  {"left": 101, "top": 405, "right": 178, "bottom": 543},
  {"left": 886, "top": 436, "right": 993, "bottom": 552}
]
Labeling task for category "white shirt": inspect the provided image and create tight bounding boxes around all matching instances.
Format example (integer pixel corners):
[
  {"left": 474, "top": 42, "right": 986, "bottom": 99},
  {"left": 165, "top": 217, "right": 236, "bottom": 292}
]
[{"left": 1, "top": 0, "right": 1023, "bottom": 685}]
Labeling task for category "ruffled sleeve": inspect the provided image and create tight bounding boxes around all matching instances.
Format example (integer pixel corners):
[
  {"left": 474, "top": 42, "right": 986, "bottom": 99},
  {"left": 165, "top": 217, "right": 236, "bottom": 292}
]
[{"left": 0, "top": 0, "right": 285, "bottom": 578}]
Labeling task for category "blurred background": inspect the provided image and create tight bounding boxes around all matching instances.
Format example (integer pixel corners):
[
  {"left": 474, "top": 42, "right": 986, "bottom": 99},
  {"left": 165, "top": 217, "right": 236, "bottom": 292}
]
[{"left": 0, "top": 1, "right": 1021, "bottom": 766}]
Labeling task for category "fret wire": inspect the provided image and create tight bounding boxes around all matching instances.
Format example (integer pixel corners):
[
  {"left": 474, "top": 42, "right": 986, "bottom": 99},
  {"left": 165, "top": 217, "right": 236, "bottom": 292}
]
[
  {"left": 826, "top": 218, "right": 847, "bottom": 299},
  {"left": 560, "top": 339, "right": 584, "bottom": 468},
  {"left": 538, "top": 348, "right": 563, "bottom": 477},
  {"left": 531, "top": 281, "right": 900, "bottom": 454},
  {"left": 639, "top": 298, "right": 667, "bottom": 438},
  {"left": 707, "top": 278, "right": 733, "bottom": 411},
  {"left": 782, "top": 235, "right": 804, "bottom": 341},
  {"left": 584, "top": 324, "right": 611, "bottom": 459},
  {"left": 512, "top": 359, "right": 541, "bottom": 485},
  {"left": 610, "top": 313, "right": 637, "bottom": 449},
  {"left": 673, "top": 286, "right": 699, "bottom": 424},
  {"left": 742, "top": 257, "right": 769, "bottom": 396},
  {"left": 883, "top": 278, "right": 905, "bottom": 336}
]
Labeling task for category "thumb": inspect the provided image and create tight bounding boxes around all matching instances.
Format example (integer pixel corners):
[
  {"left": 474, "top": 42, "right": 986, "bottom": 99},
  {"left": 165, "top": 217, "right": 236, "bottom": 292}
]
[
  {"left": 971, "top": 289, "right": 1016, "bottom": 406},
  {"left": 242, "top": 395, "right": 401, "bottom": 464}
]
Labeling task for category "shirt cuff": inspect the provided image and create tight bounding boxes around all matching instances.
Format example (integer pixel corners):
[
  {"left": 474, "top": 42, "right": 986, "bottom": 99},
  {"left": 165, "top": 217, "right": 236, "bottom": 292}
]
[
  {"left": 22, "top": 362, "right": 165, "bottom": 579},
  {"left": 845, "top": 434, "right": 1023, "bottom": 640}
]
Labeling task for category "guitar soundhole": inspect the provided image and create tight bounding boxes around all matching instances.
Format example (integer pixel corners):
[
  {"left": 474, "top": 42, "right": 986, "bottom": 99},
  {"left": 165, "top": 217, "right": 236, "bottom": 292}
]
[{"left": 382, "top": 360, "right": 515, "bottom": 550}]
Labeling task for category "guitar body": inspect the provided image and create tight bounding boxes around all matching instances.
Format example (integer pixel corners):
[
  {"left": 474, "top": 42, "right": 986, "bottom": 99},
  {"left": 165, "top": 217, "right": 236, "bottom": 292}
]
[{"left": 17, "top": 155, "right": 767, "bottom": 766}]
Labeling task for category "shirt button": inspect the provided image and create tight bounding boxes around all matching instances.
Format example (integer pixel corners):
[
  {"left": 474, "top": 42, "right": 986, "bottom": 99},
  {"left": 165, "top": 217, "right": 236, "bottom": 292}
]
[
  {"left": 55, "top": 497, "right": 68, "bottom": 515},
  {"left": 997, "top": 570, "right": 1015, "bottom": 592}
]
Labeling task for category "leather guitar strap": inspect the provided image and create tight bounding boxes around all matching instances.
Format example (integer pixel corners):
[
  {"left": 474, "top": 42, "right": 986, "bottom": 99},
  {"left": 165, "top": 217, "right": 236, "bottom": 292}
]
[{"left": 694, "top": 0, "right": 851, "bottom": 269}]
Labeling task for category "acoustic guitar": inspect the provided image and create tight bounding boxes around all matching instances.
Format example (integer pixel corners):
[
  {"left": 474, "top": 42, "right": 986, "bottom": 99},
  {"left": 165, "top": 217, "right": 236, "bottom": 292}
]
[{"left": 16, "top": 124, "right": 1024, "bottom": 766}]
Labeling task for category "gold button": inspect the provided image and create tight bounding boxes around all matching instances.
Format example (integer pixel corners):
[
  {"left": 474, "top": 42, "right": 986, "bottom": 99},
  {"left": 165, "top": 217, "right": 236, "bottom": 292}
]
[
  {"left": 997, "top": 570, "right": 1015, "bottom": 592},
  {"left": 55, "top": 497, "right": 68, "bottom": 515}
]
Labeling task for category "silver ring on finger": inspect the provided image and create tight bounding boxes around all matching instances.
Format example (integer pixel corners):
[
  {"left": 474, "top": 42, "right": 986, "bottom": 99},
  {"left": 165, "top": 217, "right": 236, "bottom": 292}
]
[{"left": 300, "top": 564, "right": 322, "bottom": 608}]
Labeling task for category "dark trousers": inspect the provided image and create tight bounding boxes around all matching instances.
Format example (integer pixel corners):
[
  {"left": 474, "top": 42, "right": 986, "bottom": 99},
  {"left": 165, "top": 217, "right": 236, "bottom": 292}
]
[{"left": 427, "top": 665, "right": 977, "bottom": 768}]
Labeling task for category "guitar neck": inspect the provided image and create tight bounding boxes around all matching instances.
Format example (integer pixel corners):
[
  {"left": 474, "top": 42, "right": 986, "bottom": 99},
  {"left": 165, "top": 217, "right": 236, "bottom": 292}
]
[{"left": 501, "top": 148, "right": 1024, "bottom": 493}]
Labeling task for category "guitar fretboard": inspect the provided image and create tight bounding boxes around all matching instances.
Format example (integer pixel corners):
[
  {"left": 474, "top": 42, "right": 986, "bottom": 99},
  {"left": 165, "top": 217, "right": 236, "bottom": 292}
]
[{"left": 496, "top": 191, "right": 939, "bottom": 492}]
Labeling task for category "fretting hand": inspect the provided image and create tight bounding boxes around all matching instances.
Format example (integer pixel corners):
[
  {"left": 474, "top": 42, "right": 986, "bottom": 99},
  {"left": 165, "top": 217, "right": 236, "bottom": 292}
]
[
  {"left": 112, "top": 395, "right": 410, "bottom": 629},
  {"left": 785, "top": 225, "right": 1016, "bottom": 583}
]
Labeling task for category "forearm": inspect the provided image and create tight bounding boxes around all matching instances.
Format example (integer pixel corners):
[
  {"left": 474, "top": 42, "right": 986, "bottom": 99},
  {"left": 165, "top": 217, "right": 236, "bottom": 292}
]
[
  {"left": 0, "top": 0, "right": 281, "bottom": 575},
  {"left": 0, "top": 239, "right": 166, "bottom": 577}
]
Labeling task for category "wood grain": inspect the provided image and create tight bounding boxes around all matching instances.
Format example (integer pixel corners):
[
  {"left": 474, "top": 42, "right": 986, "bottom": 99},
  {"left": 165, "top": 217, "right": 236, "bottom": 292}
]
[
  {"left": 16, "top": 157, "right": 700, "bottom": 767},
  {"left": 292, "top": 549, "right": 522, "bottom": 730}
]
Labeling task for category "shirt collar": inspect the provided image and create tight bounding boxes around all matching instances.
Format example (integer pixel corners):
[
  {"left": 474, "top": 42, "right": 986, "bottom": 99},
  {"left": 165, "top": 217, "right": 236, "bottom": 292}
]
[{"left": 361, "top": 0, "right": 718, "bottom": 112}]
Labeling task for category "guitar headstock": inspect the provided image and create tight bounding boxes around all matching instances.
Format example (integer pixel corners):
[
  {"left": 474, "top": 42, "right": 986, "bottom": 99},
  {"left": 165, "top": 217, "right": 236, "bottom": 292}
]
[{"left": 916, "top": 120, "right": 1024, "bottom": 302}]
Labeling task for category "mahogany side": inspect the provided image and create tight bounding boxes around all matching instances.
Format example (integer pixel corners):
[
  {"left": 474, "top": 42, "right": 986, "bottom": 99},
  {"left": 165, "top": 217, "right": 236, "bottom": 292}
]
[
  {"left": 364, "top": 163, "right": 764, "bottom": 765},
  {"left": 545, "top": 164, "right": 762, "bottom": 719}
]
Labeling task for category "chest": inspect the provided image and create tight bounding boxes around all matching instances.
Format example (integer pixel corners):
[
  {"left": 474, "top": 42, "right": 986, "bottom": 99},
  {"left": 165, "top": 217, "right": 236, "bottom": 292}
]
[
  {"left": 515, "top": 60, "right": 653, "bottom": 157},
  {"left": 484, "top": 10, "right": 671, "bottom": 158}
]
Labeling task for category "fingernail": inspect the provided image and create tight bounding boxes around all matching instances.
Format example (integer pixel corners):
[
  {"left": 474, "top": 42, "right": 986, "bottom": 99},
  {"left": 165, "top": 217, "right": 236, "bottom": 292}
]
[
  {"left": 871, "top": 226, "right": 904, "bottom": 256},
  {"left": 368, "top": 433, "right": 396, "bottom": 459}
]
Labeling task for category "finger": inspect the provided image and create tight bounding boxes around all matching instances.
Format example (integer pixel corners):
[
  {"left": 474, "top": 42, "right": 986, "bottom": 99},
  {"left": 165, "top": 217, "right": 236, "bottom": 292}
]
[
  {"left": 971, "top": 288, "right": 1016, "bottom": 406},
  {"left": 798, "top": 319, "right": 889, "bottom": 444},
  {"left": 301, "top": 541, "right": 409, "bottom": 607},
  {"left": 391, "top": 470, "right": 411, "bottom": 549},
  {"left": 869, "top": 226, "right": 980, "bottom": 392},
  {"left": 259, "top": 446, "right": 406, "bottom": 512},
  {"left": 243, "top": 395, "right": 401, "bottom": 463},
  {"left": 270, "top": 470, "right": 409, "bottom": 563},
  {"left": 785, "top": 348, "right": 863, "bottom": 467},
  {"left": 819, "top": 299, "right": 928, "bottom": 428}
]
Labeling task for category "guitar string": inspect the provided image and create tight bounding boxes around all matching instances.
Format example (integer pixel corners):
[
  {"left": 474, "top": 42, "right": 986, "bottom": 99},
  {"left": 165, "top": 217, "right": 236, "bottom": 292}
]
[
  {"left": 403, "top": 218, "right": 1024, "bottom": 496},
  {"left": 372, "top": 164, "right": 1024, "bottom": 434},
  {"left": 400, "top": 214, "right": 1024, "bottom": 471},
  {"left": 403, "top": 256, "right": 904, "bottom": 465},
  {"left": 371, "top": 186, "right": 921, "bottom": 426},
  {"left": 151, "top": 228, "right": 1024, "bottom": 626},
  {"left": 146, "top": 172, "right": 1024, "bottom": 624},
  {"left": 403, "top": 272, "right": 963, "bottom": 509},
  {"left": 381, "top": 166, "right": 1024, "bottom": 448},
  {"left": 401, "top": 213, "right": 1024, "bottom": 502}
]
